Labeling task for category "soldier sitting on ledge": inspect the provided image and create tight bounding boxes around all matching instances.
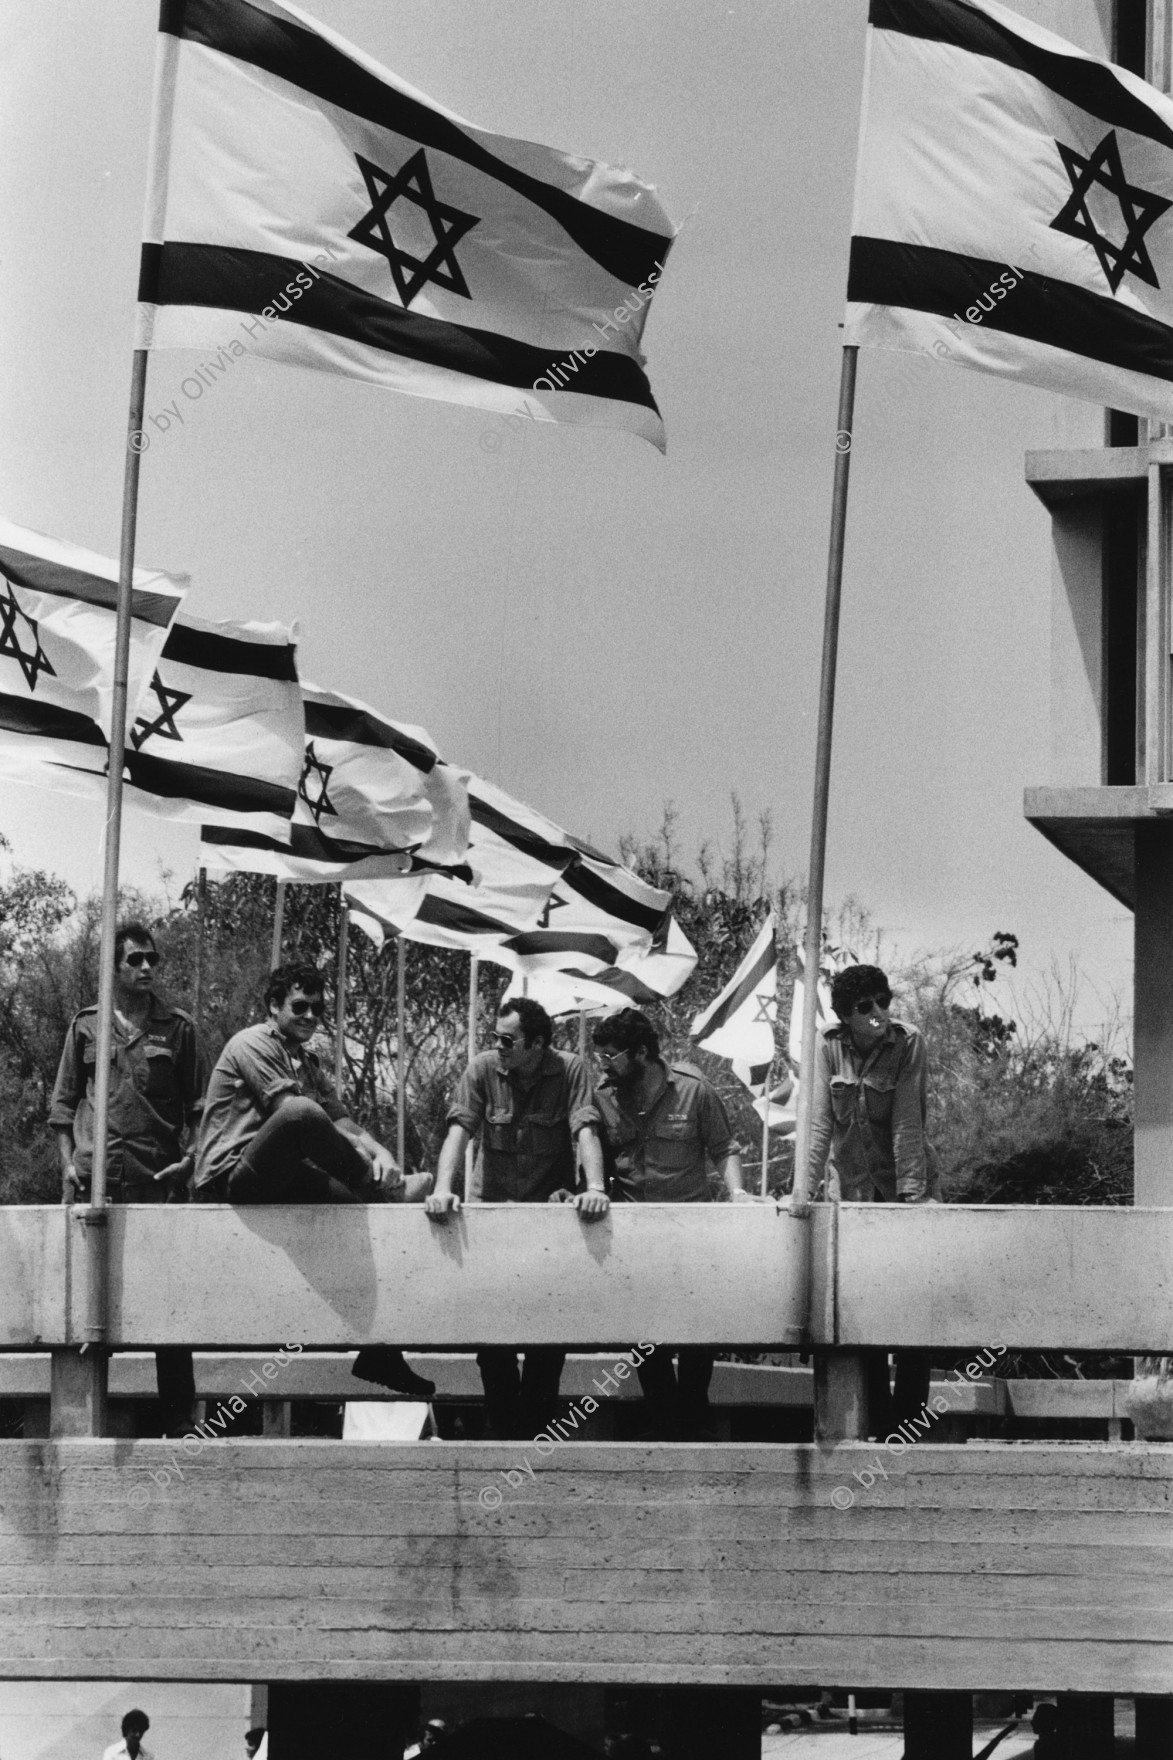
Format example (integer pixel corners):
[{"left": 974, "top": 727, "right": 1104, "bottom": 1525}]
[{"left": 192, "top": 959, "right": 432, "bottom": 1398}]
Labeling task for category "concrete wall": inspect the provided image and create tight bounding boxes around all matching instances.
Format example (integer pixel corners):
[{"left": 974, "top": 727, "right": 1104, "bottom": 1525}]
[{"left": 2, "top": 1440, "right": 1168, "bottom": 1693}]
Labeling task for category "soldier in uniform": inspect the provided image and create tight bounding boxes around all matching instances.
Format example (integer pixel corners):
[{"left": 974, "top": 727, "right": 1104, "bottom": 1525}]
[
  {"left": 591, "top": 1006, "right": 751, "bottom": 1441},
  {"left": 50, "top": 922, "right": 202, "bottom": 1435},
  {"left": 807, "top": 962, "right": 938, "bottom": 1438}
]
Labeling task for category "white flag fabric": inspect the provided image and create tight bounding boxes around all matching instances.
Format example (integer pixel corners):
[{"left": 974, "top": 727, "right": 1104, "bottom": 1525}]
[
  {"left": 690, "top": 913, "right": 777, "bottom": 1067},
  {"left": 139, "top": 0, "right": 674, "bottom": 448},
  {"left": 0, "top": 517, "right": 186, "bottom": 784},
  {"left": 201, "top": 682, "right": 469, "bottom": 881},
  {"left": 115, "top": 613, "right": 302, "bottom": 838},
  {"left": 847, "top": 0, "right": 1173, "bottom": 422},
  {"left": 490, "top": 849, "right": 673, "bottom": 982},
  {"left": 494, "top": 916, "right": 698, "bottom": 1014},
  {"left": 345, "top": 772, "right": 573, "bottom": 950}
]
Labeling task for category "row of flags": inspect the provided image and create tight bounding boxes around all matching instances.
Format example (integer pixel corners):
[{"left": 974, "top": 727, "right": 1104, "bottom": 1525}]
[{"left": 0, "top": 514, "right": 696, "bottom": 1003}]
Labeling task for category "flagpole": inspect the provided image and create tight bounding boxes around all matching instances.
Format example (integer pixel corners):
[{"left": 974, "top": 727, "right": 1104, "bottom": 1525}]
[
  {"left": 465, "top": 955, "right": 478, "bottom": 1191},
  {"left": 192, "top": 864, "right": 207, "bottom": 1034},
  {"left": 334, "top": 896, "right": 349, "bottom": 1092},
  {"left": 75, "top": 345, "right": 149, "bottom": 1414},
  {"left": 759, "top": 1056, "right": 774, "bottom": 1198},
  {"left": 791, "top": 344, "right": 858, "bottom": 1213},
  {"left": 271, "top": 879, "right": 286, "bottom": 969},
  {"left": 90, "top": 348, "right": 150, "bottom": 1220},
  {"left": 395, "top": 933, "right": 407, "bottom": 1174}
]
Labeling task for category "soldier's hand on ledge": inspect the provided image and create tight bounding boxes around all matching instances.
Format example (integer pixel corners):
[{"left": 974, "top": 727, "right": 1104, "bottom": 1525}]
[
  {"left": 547, "top": 1188, "right": 575, "bottom": 1204},
  {"left": 730, "top": 1188, "right": 755, "bottom": 1204},
  {"left": 425, "top": 1190, "right": 461, "bottom": 1222},
  {"left": 573, "top": 1188, "right": 610, "bottom": 1221},
  {"left": 61, "top": 1166, "right": 82, "bottom": 1204}
]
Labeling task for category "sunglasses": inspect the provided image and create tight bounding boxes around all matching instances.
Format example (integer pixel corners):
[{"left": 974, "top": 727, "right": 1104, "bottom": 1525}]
[
  {"left": 853, "top": 994, "right": 891, "bottom": 1015},
  {"left": 493, "top": 1031, "right": 519, "bottom": 1048},
  {"left": 594, "top": 1046, "right": 625, "bottom": 1062},
  {"left": 124, "top": 950, "right": 159, "bottom": 969},
  {"left": 288, "top": 997, "right": 326, "bottom": 1018}
]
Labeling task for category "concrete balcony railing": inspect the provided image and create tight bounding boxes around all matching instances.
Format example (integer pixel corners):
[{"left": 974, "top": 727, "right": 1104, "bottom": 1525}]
[
  {"left": 0, "top": 1202, "right": 1170, "bottom": 1695},
  {"left": 3, "top": 1200, "right": 1170, "bottom": 1352}
]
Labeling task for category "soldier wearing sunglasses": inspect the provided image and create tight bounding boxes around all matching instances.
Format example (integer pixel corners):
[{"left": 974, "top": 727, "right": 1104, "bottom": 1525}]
[
  {"left": 807, "top": 962, "right": 938, "bottom": 1436},
  {"left": 193, "top": 959, "right": 432, "bottom": 1396},
  {"left": 50, "top": 921, "right": 203, "bottom": 1433}
]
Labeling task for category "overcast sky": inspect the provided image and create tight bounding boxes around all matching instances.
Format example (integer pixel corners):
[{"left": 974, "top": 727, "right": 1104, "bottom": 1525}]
[{"left": 0, "top": 0, "right": 1131, "bottom": 1035}]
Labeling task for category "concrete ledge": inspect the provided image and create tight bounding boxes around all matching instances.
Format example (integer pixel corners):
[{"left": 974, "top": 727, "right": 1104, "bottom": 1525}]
[
  {"left": 2, "top": 1439, "right": 1169, "bottom": 1690},
  {"left": 0, "top": 1204, "right": 1168, "bottom": 1351}
]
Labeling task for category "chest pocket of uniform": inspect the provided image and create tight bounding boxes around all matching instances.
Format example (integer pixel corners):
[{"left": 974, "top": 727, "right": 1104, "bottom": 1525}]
[
  {"left": 140, "top": 1044, "right": 179, "bottom": 1101},
  {"left": 829, "top": 1077, "right": 859, "bottom": 1125},
  {"left": 517, "top": 1112, "right": 566, "bottom": 1156},
  {"left": 861, "top": 1073, "right": 896, "bottom": 1126},
  {"left": 486, "top": 1107, "right": 517, "bottom": 1154},
  {"left": 649, "top": 1117, "right": 695, "bottom": 1169}
]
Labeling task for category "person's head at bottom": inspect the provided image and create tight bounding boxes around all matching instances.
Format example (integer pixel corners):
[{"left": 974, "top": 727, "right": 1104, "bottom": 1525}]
[
  {"left": 121, "top": 1712, "right": 150, "bottom": 1758},
  {"left": 492, "top": 995, "right": 553, "bottom": 1080},
  {"left": 420, "top": 1720, "right": 448, "bottom": 1751},
  {"left": 830, "top": 964, "right": 893, "bottom": 1051},
  {"left": 265, "top": 961, "right": 328, "bottom": 1049},
  {"left": 244, "top": 1730, "right": 265, "bottom": 1759}
]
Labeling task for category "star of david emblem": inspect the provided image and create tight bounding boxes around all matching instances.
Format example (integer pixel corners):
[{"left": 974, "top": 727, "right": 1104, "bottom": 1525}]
[
  {"left": 298, "top": 742, "right": 338, "bottom": 825},
  {"left": 0, "top": 576, "right": 54, "bottom": 692},
  {"left": 537, "top": 892, "right": 569, "bottom": 930},
  {"left": 753, "top": 995, "right": 776, "bottom": 1025},
  {"left": 348, "top": 148, "right": 479, "bottom": 307},
  {"left": 1050, "top": 130, "right": 1172, "bottom": 293},
  {"left": 130, "top": 672, "right": 191, "bottom": 751}
]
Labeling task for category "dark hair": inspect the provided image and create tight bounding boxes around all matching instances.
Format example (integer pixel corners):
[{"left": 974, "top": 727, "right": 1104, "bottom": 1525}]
[
  {"left": 265, "top": 961, "right": 325, "bottom": 1011},
  {"left": 122, "top": 1713, "right": 150, "bottom": 1737},
  {"left": 114, "top": 922, "right": 157, "bottom": 965},
  {"left": 496, "top": 994, "right": 553, "bottom": 1049},
  {"left": 592, "top": 1007, "right": 661, "bottom": 1062},
  {"left": 830, "top": 964, "right": 892, "bottom": 1021},
  {"left": 245, "top": 1733, "right": 266, "bottom": 1748}
]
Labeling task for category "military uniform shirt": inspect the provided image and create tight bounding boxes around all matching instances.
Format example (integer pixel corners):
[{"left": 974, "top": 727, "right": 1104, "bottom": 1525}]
[
  {"left": 49, "top": 998, "right": 202, "bottom": 1188},
  {"left": 193, "top": 1019, "right": 347, "bottom": 1191},
  {"left": 806, "top": 1018, "right": 934, "bottom": 1202},
  {"left": 448, "top": 1048, "right": 599, "bottom": 1203},
  {"left": 595, "top": 1061, "right": 736, "bottom": 1204}
]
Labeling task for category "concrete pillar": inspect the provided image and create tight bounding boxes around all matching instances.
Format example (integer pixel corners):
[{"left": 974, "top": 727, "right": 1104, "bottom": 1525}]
[
  {"left": 49, "top": 1348, "right": 107, "bottom": 1437},
  {"left": 268, "top": 1684, "right": 418, "bottom": 1760},
  {"left": 1135, "top": 824, "right": 1173, "bottom": 1204},
  {"left": 660, "top": 1687, "right": 760, "bottom": 1759},
  {"left": 812, "top": 1350, "right": 868, "bottom": 1442},
  {"left": 902, "top": 1690, "right": 972, "bottom": 1759},
  {"left": 1136, "top": 1696, "right": 1173, "bottom": 1757}
]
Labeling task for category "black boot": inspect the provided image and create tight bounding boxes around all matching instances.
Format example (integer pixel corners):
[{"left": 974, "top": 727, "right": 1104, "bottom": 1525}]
[{"left": 351, "top": 1347, "right": 435, "bottom": 1397}]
